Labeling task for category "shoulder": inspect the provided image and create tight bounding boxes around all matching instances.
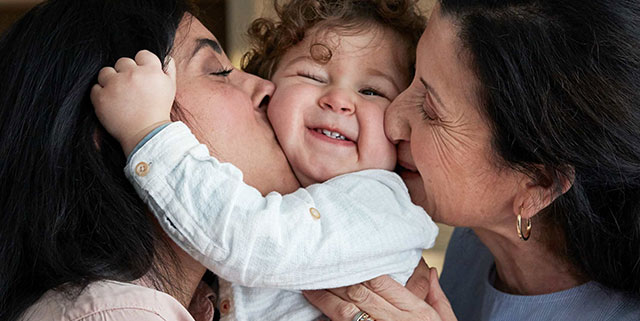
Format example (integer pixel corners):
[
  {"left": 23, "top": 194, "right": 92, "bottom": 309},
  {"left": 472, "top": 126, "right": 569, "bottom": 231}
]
[
  {"left": 501, "top": 283, "right": 640, "bottom": 321},
  {"left": 439, "top": 230, "right": 640, "bottom": 321},
  {"left": 440, "top": 228, "right": 493, "bottom": 314},
  {"left": 441, "top": 228, "right": 491, "bottom": 270},
  {"left": 20, "top": 280, "right": 194, "bottom": 321},
  {"left": 584, "top": 284, "right": 640, "bottom": 321}
]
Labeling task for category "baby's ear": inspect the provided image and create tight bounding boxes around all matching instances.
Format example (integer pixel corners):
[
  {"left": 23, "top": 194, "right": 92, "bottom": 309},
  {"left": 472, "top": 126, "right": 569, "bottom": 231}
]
[{"left": 513, "top": 164, "right": 574, "bottom": 220}]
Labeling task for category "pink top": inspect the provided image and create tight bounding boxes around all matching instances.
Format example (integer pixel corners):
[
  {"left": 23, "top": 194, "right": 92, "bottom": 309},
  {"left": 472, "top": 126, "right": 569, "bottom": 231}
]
[{"left": 19, "top": 280, "right": 216, "bottom": 321}]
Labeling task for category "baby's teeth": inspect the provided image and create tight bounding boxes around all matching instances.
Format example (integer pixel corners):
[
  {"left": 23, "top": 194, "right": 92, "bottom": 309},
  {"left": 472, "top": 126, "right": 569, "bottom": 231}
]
[{"left": 320, "top": 129, "right": 346, "bottom": 140}]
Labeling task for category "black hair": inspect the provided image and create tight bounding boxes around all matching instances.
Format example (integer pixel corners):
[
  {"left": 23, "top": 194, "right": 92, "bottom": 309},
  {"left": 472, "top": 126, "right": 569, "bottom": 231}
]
[
  {"left": 439, "top": 0, "right": 640, "bottom": 295},
  {"left": 0, "top": 0, "right": 190, "bottom": 320}
]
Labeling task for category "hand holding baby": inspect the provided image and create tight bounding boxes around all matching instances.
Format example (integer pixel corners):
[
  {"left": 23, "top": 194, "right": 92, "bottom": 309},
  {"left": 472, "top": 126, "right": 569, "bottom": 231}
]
[{"left": 91, "top": 50, "right": 175, "bottom": 156}]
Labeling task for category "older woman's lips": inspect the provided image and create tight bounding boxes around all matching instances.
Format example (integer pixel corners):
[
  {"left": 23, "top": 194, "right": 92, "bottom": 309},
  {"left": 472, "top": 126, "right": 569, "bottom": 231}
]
[
  {"left": 395, "top": 161, "right": 422, "bottom": 185},
  {"left": 396, "top": 160, "right": 418, "bottom": 172}
]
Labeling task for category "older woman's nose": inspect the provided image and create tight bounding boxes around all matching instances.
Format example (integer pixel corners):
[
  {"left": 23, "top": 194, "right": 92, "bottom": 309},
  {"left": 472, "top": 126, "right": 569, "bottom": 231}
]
[
  {"left": 318, "top": 88, "right": 355, "bottom": 115},
  {"left": 385, "top": 93, "right": 411, "bottom": 143}
]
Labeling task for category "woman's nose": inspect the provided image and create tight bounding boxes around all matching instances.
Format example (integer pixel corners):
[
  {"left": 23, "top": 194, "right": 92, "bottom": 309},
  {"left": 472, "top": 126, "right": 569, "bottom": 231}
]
[
  {"left": 385, "top": 93, "right": 411, "bottom": 143},
  {"left": 318, "top": 88, "right": 355, "bottom": 115},
  {"left": 239, "top": 71, "right": 275, "bottom": 110}
]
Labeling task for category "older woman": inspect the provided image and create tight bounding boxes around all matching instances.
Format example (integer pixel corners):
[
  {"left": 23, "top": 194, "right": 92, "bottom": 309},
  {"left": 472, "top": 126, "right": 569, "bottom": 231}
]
[
  {"left": 0, "top": 0, "right": 297, "bottom": 320},
  {"left": 306, "top": 0, "right": 640, "bottom": 320}
]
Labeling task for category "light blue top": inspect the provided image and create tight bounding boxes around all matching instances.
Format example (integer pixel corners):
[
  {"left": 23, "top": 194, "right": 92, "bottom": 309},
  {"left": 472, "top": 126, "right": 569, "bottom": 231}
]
[{"left": 440, "top": 228, "right": 640, "bottom": 321}]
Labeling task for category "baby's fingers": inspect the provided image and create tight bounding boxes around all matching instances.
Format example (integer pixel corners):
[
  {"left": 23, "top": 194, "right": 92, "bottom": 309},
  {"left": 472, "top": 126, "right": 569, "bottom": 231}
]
[
  {"left": 90, "top": 83, "right": 102, "bottom": 106},
  {"left": 96, "top": 66, "right": 117, "bottom": 87},
  {"left": 114, "top": 57, "right": 137, "bottom": 72},
  {"left": 135, "top": 50, "right": 162, "bottom": 68}
]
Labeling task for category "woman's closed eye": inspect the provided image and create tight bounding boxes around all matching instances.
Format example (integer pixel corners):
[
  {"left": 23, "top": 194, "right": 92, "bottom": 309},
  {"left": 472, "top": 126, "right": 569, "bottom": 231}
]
[
  {"left": 210, "top": 67, "right": 233, "bottom": 77},
  {"left": 420, "top": 93, "right": 440, "bottom": 121}
]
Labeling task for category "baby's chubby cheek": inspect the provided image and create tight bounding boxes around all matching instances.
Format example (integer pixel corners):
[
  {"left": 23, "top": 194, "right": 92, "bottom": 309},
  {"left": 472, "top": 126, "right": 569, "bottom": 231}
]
[
  {"left": 359, "top": 138, "right": 397, "bottom": 171},
  {"left": 366, "top": 112, "right": 398, "bottom": 170},
  {"left": 355, "top": 107, "right": 398, "bottom": 171},
  {"left": 381, "top": 142, "right": 398, "bottom": 170}
]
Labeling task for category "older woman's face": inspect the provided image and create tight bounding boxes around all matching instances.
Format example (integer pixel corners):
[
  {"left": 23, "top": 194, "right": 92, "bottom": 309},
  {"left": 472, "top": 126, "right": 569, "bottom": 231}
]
[
  {"left": 171, "top": 16, "right": 299, "bottom": 195},
  {"left": 385, "top": 6, "right": 522, "bottom": 227}
]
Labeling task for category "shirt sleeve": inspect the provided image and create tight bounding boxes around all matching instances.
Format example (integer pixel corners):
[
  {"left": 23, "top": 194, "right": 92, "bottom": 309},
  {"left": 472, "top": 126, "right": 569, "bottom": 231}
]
[
  {"left": 125, "top": 122, "right": 439, "bottom": 289},
  {"left": 127, "top": 122, "right": 171, "bottom": 163}
]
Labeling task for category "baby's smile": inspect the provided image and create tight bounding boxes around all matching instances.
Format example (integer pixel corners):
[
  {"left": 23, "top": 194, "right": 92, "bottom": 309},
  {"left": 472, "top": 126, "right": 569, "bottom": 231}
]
[
  {"left": 266, "top": 25, "right": 406, "bottom": 186},
  {"left": 314, "top": 128, "right": 348, "bottom": 141}
]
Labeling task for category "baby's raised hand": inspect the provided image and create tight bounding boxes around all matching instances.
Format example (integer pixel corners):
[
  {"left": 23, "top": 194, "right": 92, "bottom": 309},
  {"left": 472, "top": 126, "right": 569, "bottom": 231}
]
[{"left": 91, "top": 50, "right": 176, "bottom": 156}]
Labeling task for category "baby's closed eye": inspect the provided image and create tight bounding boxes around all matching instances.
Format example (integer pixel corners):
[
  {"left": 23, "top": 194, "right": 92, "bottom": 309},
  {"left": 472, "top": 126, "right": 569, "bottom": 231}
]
[{"left": 298, "top": 72, "right": 326, "bottom": 83}]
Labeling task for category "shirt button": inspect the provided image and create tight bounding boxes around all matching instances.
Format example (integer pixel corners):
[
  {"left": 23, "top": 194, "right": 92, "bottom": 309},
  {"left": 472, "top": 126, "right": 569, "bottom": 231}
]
[
  {"left": 135, "top": 162, "right": 150, "bottom": 177},
  {"left": 309, "top": 207, "right": 321, "bottom": 220},
  {"left": 219, "top": 298, "right": 232, "bottom": 314}
]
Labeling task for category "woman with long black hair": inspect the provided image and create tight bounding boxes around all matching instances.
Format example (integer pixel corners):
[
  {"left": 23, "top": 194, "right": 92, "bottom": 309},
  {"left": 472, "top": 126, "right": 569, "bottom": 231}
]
[{"left": 0, "top": 0, "right": 298, "bottom": 320}]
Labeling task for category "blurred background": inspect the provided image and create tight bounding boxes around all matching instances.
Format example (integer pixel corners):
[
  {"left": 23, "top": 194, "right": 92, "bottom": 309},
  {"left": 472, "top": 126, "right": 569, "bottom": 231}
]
[{"left": 0, "top": 0, "right": 452, "bottom": 272}]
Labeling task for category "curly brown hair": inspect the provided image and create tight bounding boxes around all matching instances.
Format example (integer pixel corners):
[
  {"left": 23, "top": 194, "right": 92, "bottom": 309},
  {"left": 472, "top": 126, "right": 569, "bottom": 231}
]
[{"left": 241, "top": 0, "right": 427, "bottom": 79}]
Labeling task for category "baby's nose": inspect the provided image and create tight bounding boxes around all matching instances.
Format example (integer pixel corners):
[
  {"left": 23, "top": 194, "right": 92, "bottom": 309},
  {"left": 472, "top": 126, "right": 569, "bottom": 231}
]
[{"left": 318, "top": 88, "right": 355, "bottom": 115}]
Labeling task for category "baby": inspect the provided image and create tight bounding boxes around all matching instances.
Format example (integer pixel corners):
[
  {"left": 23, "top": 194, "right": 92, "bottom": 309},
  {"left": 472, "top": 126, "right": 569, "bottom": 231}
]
[{"left": 92, "top": 0, "right": 436, "bottom": 320}]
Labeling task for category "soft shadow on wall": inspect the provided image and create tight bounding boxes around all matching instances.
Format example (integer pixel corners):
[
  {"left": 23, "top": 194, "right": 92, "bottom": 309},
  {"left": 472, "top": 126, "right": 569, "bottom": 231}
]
[{"left": 0, "top": 1, "right": 36, "bottom": 32}]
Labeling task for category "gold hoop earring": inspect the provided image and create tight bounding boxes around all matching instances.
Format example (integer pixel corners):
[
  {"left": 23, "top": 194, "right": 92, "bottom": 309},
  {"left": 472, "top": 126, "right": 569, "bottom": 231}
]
[{"left": 517, "top": 207, "right": 532, "bottom": 241}]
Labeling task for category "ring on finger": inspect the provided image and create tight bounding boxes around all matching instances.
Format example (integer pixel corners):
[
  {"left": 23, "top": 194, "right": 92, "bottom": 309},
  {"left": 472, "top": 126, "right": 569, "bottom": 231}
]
[{"left": 352, "top": 311, "right": 375, "bottom": 321}]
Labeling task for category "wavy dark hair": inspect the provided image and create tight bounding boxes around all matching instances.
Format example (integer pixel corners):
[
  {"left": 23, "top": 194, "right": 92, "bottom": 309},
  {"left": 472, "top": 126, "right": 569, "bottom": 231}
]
[
  {"left": 242, "top": 0, "right": 426, "bottom": 79},
  {"left": 0, "top": 0, "right": 191, "bottom": 320},
  {"left": 439, "top": 0, "right": 640, "bottom": 295}
]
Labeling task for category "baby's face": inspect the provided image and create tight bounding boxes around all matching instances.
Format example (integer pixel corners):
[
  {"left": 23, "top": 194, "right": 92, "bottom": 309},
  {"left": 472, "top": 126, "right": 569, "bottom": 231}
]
[{"left": 267, "top": 25, "right": 411, "bottom": 186}]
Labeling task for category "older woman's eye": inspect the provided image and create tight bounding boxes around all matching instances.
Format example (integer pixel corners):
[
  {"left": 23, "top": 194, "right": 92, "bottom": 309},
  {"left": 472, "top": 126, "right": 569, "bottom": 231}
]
[
  {"left": 420, "top": 99, "right": 439, "bottom": 121},
  {"left": 210, "top": 68, "right": 233, "bottom": 77}
]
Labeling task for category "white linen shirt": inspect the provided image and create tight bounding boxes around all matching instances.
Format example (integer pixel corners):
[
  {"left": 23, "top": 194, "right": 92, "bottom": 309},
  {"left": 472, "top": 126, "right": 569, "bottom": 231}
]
[{"left": 124, "top": 122, "right": 438, "bottom": 321}]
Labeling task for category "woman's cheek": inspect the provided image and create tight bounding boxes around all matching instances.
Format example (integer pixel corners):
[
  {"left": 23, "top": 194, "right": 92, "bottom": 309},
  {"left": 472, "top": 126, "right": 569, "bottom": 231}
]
[{"left": 409, "top": 125, "right": 444, "bottom": 217}]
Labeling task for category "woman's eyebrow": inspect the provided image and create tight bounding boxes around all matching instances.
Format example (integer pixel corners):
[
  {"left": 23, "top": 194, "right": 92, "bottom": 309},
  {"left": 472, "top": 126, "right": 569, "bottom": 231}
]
[{"left": 191, "top": 38, "right": 222, "bottom": 59}]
